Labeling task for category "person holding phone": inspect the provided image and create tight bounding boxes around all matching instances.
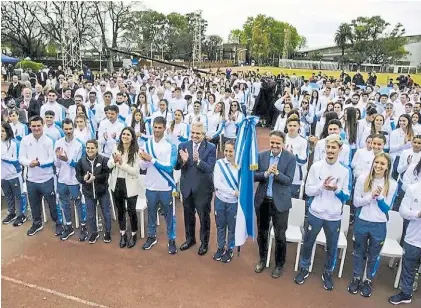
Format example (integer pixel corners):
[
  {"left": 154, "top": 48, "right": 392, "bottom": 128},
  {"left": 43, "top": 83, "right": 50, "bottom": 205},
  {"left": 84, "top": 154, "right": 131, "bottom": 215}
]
[{"left": 348, "top": 153, "right": 397, "bottom": 297}]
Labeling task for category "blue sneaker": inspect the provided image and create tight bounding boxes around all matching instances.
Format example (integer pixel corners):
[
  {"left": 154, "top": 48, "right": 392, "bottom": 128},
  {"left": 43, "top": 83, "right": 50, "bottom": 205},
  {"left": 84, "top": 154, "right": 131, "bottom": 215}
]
[
  {"left": 388, "top": 292, "right": 412, "bottom": 305},
  {"left": 294, "top": 268, "right": 309, "bottom": 285},
  {"left": 322, "top": 270, "right": 334, "bottom": 291},
  {"left": 213, "top": 248, "right": 224, "bottom": 261},
  {"left": 221, "top": 249, "right": 234, "bottom": 263},
  {"left": 168, "top": 240, "right": 177, "bottom": 254}
]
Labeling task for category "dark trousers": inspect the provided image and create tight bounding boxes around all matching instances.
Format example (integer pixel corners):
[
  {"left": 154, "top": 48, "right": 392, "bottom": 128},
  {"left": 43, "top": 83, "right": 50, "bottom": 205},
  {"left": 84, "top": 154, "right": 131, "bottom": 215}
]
[
  {"left": 1, "top": 177, "right": 25, "bottom": 215},
  {"left": 400, "top": 241, "right": 421, "bottom": 296},
  {"left": 112, "top": 178, "right": 138, "bottom": 232},
  {"left": 183, "top": 191, "right": 212, "bottom": 245},
  {"left": 256, "top": 198, "right": 289, "bottom": 267},
  {"left": 85, "top": 193, "right": 112, "bottom": 234},
  {"left": 27, "top": 178, "right": 58, "bottom": 225}
]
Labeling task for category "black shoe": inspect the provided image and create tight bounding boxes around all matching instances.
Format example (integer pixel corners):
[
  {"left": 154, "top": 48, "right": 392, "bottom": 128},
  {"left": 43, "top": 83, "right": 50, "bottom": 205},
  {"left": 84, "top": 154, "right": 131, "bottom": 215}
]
[
  {"left": 271, "top": 266, "right": 284, "bottom": 278},
  {"left": 120, "top": 234, "right": 128, "bottom": 248},
  {"left": 322, "top": 270, "right": 334, "bottom": 291},
  {"left": 60, "top": 225, "right": 75, "bottom": 241},
  {"left": 79, "top": 225, "right": 88, "bottom": 242},
  {"left": 347, "top": 277, "right": 361, "bottom": 294},
  {"left": 27, "top": 223, "right": 43, "bottom": 236},
  {"left": 255, "top": 261, "right": 266, "bottom": 273},
  {"left": 142, "top": 236, "right": 157, "bottom": 250},
  {"left": 360, "top": 279, "right": 372, "bottom": 297},
  {"left": 128, "top": 233, "right": 137, "bottom": 248},
  {"left": 221, "top": 249, "right": 234, "bottom": 263},
  {"left": 3, "top": 213, "right": 17, "bottom": 224},
  {"left": 88, "top": 232, "right": 99, "bottom": 244},
  {"left": 55, "top": 224, "right": 63, "bottom": 236},
  {"left": 103, "top": 232, "right": 111, "bottom": 243},
  {"left": 198, "top": 244, "right": 208, "bottom": 256},
  {"left": 213, "top": 248, "right": 225, "bottom": 261},
  {"left": 13, "top": 214, "right": 27, "bottom": 227},
  {"left": 388, "top": 291, "right": 412, "bottom": 305},
  {"left": 168, "top": 239, "right": 177, "bottom": 254},
  {"left": 180, "top": 240, "right": 196, "bottom": 251},
  {"left": 294, "top": 268, "right": 309, "bottom": 285}
]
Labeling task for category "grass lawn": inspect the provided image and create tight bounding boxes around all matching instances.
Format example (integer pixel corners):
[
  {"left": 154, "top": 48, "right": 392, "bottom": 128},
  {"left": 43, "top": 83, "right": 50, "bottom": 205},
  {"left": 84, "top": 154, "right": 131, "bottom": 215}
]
[{"left": 229, "top": 66, "right": 421, "bottom": 86}]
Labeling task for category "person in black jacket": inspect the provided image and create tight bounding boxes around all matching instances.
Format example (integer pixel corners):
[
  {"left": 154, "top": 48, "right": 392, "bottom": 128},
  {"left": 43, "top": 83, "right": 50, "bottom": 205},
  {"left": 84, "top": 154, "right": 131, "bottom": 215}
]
[{"left": 75, "top": 139, "right": 112, "bottom": 244}]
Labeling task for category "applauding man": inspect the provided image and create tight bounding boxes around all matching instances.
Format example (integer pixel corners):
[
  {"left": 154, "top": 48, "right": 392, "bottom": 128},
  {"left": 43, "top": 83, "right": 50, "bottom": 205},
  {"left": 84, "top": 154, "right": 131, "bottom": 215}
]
[
  {"left": 139, "top": 116, "right": 178, "bottom": 254},
  {"left": 175, "top": 122, "right": 216, "bottom": 255}
]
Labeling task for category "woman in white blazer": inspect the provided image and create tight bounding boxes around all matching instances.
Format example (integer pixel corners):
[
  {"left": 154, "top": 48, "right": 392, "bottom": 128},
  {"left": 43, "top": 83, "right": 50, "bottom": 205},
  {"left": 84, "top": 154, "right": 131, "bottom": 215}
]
[{"left": 108, "top": 126, "right": 140, "bottom": 249}]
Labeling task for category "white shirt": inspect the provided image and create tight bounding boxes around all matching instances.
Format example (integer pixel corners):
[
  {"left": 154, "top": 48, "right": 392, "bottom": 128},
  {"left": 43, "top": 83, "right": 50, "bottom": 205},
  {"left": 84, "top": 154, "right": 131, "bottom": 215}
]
[
  {"left": 214, "top": 158, "right": 239, "bottom": 203},
  {"left": 40, "top": 101, "right": 65, "bottom": 123},
  {"left": 314, "top": 138, "right": 351, "bottom": 166},
  {"left": 97, "top": 119, "right": 126, "bottom": 157},
  {"left": 1, "top": 139, "right": 21, "bottom": 180},
  {"left": 224, "top": 111, "right": 243, "bottom": 139},
  {"left": 169, "top": 97, "right": 187, "bottom": 113},
  {"left": 139, "top": 137, "right": 177, "bottom": 191},
  {"left": 400, "top": 182, "right": 421, "bottom": 248},
  {"left": 285, "top": 134, "right": 308, "bottom": 185},
  {"left": 54, "top": 137, "right": 84, "bottom": 185},
  {"left": 19, "top": 134, "right": 55, "bottom": 183},
  {"left": 354, "top": 173, "right": 398, "bottom": 223},
  {"left": 306, "top": 159, "right": 351, "bottom": 221},
  {"left": 351, "top": 148, "right": 375, "bottom": 179}
]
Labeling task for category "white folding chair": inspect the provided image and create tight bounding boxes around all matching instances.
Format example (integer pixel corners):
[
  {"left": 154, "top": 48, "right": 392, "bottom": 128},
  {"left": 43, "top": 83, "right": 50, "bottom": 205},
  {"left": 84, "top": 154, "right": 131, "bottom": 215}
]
[
  {"left": 266, "top": 198, "right": 306, "bottom": 271},
  {"left": 41, "top": 197, "right": 48, "bottom": 223},
  {"left": 107, "top": 178, "right": 117, "bottom": 221},
  {"left": 309, "top": 204, "right": 350, "bottom": 278},
  {"left": 174, "top": 170, "right": 181, "bottom": 204},
  {"left": 380, "top": 211, "right": 404, "bottom": 288}
]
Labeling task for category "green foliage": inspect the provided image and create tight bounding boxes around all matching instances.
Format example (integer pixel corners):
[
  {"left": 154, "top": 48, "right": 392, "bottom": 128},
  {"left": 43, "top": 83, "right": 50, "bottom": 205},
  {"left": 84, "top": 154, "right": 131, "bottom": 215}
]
[
  {"left": 16, "top": 60, "right": 44, "bottom": 71},
  {"left": 309, "top": 51, "right": 323, "bottom": 61},
  {"left": 45, "top": 43, "right": 58, "bottom": 57},
  {"left": 228, "top": 15, "right": 304, "bottom": 65},
  {"left": 335, "top": 16, "right": 409, "bottom": 66}
]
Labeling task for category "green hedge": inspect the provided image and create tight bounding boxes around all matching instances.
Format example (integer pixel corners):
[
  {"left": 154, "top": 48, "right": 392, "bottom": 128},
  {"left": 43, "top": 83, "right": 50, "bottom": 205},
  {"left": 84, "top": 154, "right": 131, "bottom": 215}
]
[{"left": 16, "top": 60, "right": 44, "bottom": 71}]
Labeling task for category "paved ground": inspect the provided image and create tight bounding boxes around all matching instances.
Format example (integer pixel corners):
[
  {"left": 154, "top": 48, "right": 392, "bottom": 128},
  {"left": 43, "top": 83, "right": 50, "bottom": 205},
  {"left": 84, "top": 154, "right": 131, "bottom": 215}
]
[{"left": 1, "top": 85, "right": 419, "bottom": 307}]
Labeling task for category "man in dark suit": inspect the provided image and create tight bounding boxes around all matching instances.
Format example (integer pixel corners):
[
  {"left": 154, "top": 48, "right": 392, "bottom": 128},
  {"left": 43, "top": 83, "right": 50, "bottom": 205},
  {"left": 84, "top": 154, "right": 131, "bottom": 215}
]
[
  {"left": 175, "top": 122, "right": 216, "bottom": 255},
  {"left": 254, "top": 130, "right": 296, "bottom": 278}
]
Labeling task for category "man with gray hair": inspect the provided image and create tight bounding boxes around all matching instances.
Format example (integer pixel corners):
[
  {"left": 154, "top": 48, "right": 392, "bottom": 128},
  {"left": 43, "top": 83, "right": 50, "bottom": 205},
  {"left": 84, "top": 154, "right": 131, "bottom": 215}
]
[{"left": 175, "top": 121, "right": 216, "bottom": 256}]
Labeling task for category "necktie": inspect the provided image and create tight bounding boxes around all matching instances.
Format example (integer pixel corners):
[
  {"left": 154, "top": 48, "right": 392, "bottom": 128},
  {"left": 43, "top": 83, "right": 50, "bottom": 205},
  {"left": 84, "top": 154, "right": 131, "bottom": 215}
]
[{"left": 194, "top": 143, "right": 198, "bottom": 153}]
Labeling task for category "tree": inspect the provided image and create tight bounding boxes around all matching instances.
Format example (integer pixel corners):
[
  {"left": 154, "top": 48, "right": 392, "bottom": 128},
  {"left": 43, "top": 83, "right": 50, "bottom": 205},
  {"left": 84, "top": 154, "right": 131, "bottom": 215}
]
[
  {"left": 203, "top": 35, "right": 223, "bottom": 60},
  {"left": 309, "top": 51, "right": 323, "bottom": 61},
  {"left": 92, "top": 1, "right": 138, "bottom": 71},
  {"left": 228, "top": 15, "right": 304, "bottom": 65},
  {"left": 1, "top": 1, "right": 46, "bottom": 58},
  {"left": 347, "top": 16, "right": 408, "bottom": 66},
  {"left": 334, "top": 23, "right": 352, "bottom": 57}
]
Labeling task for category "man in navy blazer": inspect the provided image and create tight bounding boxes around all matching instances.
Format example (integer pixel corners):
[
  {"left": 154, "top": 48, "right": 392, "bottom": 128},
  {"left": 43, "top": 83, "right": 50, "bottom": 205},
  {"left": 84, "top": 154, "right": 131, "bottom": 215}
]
[
  {"left": 175, "top": 122, "right": 216, "bottom": 255},
  {"left": 254, "top": 130, "right": 296, "bottom": 278}
]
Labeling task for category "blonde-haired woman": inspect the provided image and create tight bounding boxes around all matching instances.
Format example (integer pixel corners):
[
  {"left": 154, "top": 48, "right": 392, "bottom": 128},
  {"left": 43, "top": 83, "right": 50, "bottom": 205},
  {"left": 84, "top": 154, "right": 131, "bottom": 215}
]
[{"left": 348, "top": 152, "right": 398, "bottom": 298}]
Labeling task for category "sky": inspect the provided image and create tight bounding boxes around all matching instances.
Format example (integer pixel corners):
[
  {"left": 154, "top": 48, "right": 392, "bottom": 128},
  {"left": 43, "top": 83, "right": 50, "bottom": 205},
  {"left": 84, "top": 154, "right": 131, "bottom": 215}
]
[{"left": 141, "top": 0, "right": 421, "bottom": 49}]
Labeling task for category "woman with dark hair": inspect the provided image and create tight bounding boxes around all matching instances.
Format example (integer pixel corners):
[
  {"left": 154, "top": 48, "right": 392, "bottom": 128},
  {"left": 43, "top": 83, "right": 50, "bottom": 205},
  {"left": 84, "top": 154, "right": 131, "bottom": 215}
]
[
  {"left": 390, "top": 114, "right": 414, "bottom": 180},
  {"left": 206, "top": 101, "right": 225, "bottom": 145},
  {"left": 130, "top": 109, "right": 146, "bottom": 147},
  {"left": 319, "top": 111, "right": 339, "bottom": 139},
  {"left": 107, "top": 127, "right": 140, "bottom": 249},
  {"left": 136, "top": 92, "right": 151, "bottom": 118},
  {"left": 315, "top": 102, "right": 335, "bottom": 137},
  {"left": 223, "top": 100, "right": 244, "bottom": 144},
  {"left": 1, "top": 122, "right": 27, "bottom": 226},
  {"left": 342, "top": 107, "right": 359, "bottom": 158},
  {"left": 274, "top": 102, "right": 293, "bottom": 132},
  {"left": 167, "top": 109, "right": 188, "bottom": 147},
  {"left": 411, "top": 112, "right": 421, "bottom": 134},
  {"left": 205, "top": 93, "right": 217, "bottom": 115},
  {"left": 361, "top": 114, "right": 391, "bottom": 152}
]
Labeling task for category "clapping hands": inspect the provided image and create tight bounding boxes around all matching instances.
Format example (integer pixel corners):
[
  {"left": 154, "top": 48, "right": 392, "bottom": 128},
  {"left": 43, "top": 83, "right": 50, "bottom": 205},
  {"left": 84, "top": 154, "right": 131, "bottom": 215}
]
[
  {"left": 84, "top": 171, "right": 95, "bottom": 184},
  {"left": 323, "top": 176, "right": 338, "bottom": 191}
]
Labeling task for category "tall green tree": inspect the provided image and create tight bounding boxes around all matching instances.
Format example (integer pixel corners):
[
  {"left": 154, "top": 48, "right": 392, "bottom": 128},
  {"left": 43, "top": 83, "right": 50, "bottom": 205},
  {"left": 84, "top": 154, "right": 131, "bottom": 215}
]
[
  {"left": 203, "top": 35, "right": 223, "bottom": 60},
  {"left": 334, "top": 23, "right": 352, "bottom": 57},
  {"left": 348, "top": 16, "right": 408, "bottom": 66}
]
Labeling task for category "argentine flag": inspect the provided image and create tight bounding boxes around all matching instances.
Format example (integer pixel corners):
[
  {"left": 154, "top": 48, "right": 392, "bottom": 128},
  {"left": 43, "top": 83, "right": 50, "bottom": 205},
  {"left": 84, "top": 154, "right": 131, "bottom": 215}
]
[{"left": 234, "top": 116, "right": 259, "bottom": 247}]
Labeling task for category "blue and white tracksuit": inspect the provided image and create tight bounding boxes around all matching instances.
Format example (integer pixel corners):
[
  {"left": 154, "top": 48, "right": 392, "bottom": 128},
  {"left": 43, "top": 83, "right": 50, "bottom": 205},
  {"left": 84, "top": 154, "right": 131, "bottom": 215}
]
[
  {"left": 300, "top": 160, "right": 351, "bottom": 273},
  {"left": 1, "top": 139, "right": 27, "bottom": 216},
  {"left": 398, "top": 182, "right": 421, "bottom": 296},
  {"left": 54, "top": 137, "right": 86, "bottom": 227},
  {"left": 285, "top": 134, "right": 308, "bottom": 198},
  {"left": 97, "top": 119, "right": 126, "bottom": 158},
  {"left": 213, "top": 158, "right": 239, "bottom": 250},
  {"left": 19, "top": 134, "right": 60, "bottom": 225},
  {"left": 352, "top": 174, "right": 398, "bottom": 280},
  {"left": 139, "top": 137, "right": 177, "bottom": 240}
]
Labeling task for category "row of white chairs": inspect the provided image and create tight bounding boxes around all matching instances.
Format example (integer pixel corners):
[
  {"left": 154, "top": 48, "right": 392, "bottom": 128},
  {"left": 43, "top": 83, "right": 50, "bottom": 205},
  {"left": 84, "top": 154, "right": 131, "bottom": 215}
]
[{"left": 266, "top": 199, "right": 404, "bottom": 288}]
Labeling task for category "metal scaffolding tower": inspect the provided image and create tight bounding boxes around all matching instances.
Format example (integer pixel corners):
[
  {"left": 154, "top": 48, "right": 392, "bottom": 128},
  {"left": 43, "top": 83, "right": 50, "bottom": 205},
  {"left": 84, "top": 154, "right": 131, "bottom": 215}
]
[
  {"left": 192, "top": 10, "right": 203, "bottom": 67},
  {"left": 60, "top": 1, "right": 83, "bottom": 72}
]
